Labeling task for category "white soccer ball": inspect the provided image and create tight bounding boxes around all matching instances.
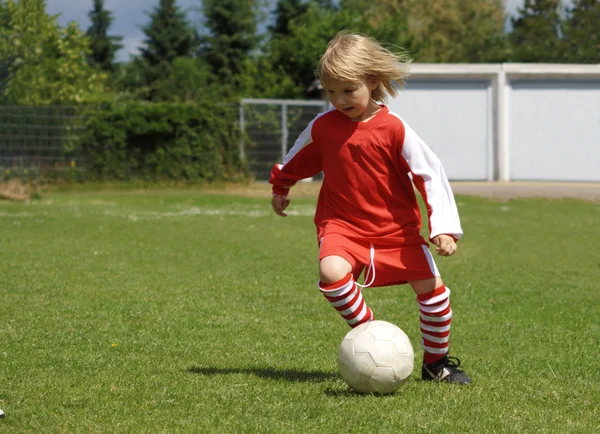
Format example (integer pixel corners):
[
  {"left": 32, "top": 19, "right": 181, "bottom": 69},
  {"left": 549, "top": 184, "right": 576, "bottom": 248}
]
[{"left": 338, "top": 320, "right": 414, "bottom": 394}]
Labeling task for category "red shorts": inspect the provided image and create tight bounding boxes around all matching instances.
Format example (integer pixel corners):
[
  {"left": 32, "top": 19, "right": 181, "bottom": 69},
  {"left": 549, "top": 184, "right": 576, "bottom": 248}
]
[{"left": 319, "top": 234, "right": 440, "bottom": 287}]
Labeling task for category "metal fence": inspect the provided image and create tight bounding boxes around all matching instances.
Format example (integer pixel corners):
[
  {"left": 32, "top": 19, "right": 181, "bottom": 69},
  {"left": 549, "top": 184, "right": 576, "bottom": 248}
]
[
  {"left": 240, "top": 99, "right": 327, "bottom": 181},
  {"left": 0, "top": 105, "right": 84, "bottom": 171},
  {"left": 0, "top": 100, "right": 329, "bottom": 180}
]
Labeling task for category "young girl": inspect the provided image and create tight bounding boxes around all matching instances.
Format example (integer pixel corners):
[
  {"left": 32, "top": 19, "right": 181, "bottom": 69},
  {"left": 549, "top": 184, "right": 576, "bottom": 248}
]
[{"left": 269, "top": 31, "right": 471, "bottom": 384}]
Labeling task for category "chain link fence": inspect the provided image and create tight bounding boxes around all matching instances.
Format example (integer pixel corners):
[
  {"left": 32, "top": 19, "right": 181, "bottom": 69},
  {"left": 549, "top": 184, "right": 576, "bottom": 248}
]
[
  {"left": 0, "top": 105, "right": 84, "bottom": 173},
  {"left": 240, "top": 99, "right": 327, "bottom": 181},
  {"left": 0, "top": 100, "right": 329, "bottom": 181}
]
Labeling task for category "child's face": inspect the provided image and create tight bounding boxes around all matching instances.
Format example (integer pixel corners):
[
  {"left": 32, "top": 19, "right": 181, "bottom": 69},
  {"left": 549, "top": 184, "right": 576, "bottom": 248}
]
[{"left": 324, "top": 77, "right": 379, "bottom": 121}]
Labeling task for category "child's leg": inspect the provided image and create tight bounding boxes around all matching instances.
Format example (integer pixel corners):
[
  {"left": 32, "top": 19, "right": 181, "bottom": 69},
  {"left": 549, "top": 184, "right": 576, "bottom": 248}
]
[
  {"left": 410, "top": 277, "right": 451, "bottom": 364},
  {"left": 318, "top": 255, "right": 374, "bottom": 328},
  {"left": 410, "top": 277, "right": 470, "bottom": 383}
]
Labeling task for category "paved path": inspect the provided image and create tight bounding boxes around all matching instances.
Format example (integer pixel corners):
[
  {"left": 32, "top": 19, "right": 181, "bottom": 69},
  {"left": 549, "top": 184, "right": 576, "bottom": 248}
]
[
  {"left": 206, "top": 181, "right": 600, "bottom": 202},
  {"left": 450, "top": 182, "right": 600, "bottom": 202}
]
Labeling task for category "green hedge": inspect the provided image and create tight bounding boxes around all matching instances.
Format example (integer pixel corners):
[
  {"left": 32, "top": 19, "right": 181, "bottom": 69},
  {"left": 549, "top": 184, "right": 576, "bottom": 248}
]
[{"left": 79, "top": 102, "right": 246, "bottom": 182}]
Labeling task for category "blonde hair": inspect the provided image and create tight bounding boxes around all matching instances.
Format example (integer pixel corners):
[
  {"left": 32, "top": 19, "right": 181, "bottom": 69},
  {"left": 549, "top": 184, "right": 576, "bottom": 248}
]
[{"left": 318, "top": 31, "right": 412, "bottom": 103}]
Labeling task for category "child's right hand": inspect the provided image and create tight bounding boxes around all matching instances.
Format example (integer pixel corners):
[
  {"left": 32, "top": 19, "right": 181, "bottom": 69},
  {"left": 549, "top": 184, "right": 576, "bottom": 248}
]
[{"left": 271, "top": 194, "right": 290, "bottom": 217}]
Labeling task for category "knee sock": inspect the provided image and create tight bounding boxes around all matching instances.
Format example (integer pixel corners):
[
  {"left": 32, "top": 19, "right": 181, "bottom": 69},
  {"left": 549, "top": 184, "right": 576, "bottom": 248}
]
[
  {"left": 417, "top": 285, "right": 452, "bottom": 364},
  {"left": 319, "top": 273, "right": 374, "bottom": 328}
]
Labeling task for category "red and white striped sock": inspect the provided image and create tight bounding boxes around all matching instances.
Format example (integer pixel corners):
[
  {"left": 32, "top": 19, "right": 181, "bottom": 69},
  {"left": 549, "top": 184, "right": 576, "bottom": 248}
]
[
  {"left": 319, "top": 273, "right": 374, "bottom": 328},
  {"left": 417, "top": 285, "right": 452, "bottom": 364}
]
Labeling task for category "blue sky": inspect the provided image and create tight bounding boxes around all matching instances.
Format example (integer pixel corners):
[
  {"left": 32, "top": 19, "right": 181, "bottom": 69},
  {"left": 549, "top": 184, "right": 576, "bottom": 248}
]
[{"left": 46, "top": 0, "right": 528, "bottom": 63}]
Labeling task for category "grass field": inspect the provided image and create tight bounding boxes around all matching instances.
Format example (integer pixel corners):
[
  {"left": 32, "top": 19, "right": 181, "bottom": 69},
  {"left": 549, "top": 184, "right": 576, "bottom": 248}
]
[{"left": 1, "top": 186, "right": 599, "bottom": 433}]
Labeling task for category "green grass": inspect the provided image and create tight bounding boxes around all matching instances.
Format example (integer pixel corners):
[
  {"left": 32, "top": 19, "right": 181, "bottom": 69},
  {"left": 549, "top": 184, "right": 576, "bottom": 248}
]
[{"left": 1, "top": 188, "right": 599, "bottom": 433}]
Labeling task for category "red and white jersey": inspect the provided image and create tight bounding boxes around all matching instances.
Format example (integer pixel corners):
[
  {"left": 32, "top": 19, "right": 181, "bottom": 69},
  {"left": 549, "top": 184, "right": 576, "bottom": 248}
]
[{"left": 269, "top": 105, "right": 462, "bottom": 246}]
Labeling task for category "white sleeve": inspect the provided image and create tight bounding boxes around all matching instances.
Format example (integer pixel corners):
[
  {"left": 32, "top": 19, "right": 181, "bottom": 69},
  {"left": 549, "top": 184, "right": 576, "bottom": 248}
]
[
  {"left": 283, "top": 107, "right": 334, "bottom": 165},
  {"left": 400, "top": 120, "right": 463, "bottom": 241}
]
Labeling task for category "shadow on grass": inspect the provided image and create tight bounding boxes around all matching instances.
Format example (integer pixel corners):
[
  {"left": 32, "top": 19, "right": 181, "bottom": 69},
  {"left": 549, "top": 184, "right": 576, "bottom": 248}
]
[
  {"left": 323, "top": 388, "right": 397, "bottom": 398},
  {"left": 187, "top": 367, "right": 397, "bottom": 398},
  {"left": 187, "top": 366, "right": 338, "bottom": 383}
]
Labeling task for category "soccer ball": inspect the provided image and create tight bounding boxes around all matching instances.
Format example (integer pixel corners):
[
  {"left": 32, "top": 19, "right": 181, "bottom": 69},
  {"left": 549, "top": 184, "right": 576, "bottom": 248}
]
[{"left": 338, "top": 320, "right": 414, "bottom": 394}]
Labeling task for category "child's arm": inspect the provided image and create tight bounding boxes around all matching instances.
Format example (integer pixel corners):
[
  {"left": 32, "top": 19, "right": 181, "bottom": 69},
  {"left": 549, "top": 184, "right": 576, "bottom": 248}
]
[
  {"left": 431, "top": 234, "right": 457, "bottom": 256},
  {"left": 269, "top": 116, "right": 324, "bottom": 212},
  {"left": 399, "top": 122, "right": 463, "bottom": 246},
  {"left": 271, "top": 194, "right": 291, "bottom": 217}
]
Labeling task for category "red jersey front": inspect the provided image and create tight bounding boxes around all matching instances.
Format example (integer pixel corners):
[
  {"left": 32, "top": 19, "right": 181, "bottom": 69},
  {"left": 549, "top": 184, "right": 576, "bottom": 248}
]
[{"left": 269, "top": 106, "right": 462, "bottom": 246}]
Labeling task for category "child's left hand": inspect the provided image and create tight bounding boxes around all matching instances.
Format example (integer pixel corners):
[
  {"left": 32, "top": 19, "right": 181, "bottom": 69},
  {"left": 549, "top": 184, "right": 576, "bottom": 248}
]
[{"left": 432, "top": 235, "right": 457, "bottom": 256}]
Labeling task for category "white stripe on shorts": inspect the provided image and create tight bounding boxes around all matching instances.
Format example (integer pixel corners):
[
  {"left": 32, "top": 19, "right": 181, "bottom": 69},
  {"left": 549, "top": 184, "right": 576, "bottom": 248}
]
[{"left": 421, "top": 244, "right": 440, "bottom": 277}]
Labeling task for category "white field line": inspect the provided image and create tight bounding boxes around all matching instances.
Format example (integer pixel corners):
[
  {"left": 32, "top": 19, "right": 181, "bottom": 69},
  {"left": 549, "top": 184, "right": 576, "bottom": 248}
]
[
  {"left": 0, "top": 204, "right": 316, "bottom": 220},
  {"left": 102, "top": 205, "right": 316, "bottom": 220},
  {"left": 0, "top": 211, "right": 36, "bottom": 217}
]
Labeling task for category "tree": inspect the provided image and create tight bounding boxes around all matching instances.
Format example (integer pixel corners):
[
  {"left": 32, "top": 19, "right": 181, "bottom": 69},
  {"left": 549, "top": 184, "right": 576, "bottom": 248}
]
[
  {"left": 0, "top": 0, "right": 8, "bottom": 22},
  {"left": 86, "top": 0, "right": 123, "bottom": 72},
  {"left": 260, "top": 1, "right": 418, "bottom": 97},
  {"left": 0, "top": 0, "right": 108, "bottom": 104},
  {"left": 254, "top": 0, "right": 508, "bottom": 98},
  {"left": 0, "top": 1, "right": 14, "bottom": 93},
  {"left": 199, "top": 0, "right": 260, "bottom": 94},
  {"left": 314, "top": 0, "right": 337, "bottom": 9},
  {"left": 509, "top": 0, "right": 565, "bottom": 62},
  {"left": 139, "top": 0, "right": 196, "bottom": 98},
  {"left": 152, "top": 57, "right": 220, "bottom": 102},
  {"left": 260, "top": 4, "right": 348, "bottom": 98},
  {"left": 411, "top": 0, "right": 508, "bottom": 62},
  {"left": 269, "top": 0, "right": 309, "bottom": 36},
  {"left": 239, "top": 54, "right": 299, "bottom": 98},
  {"left": 562, "top": 0, "right": 600, "bottom": 63},
  {"left": 340, "top": 0, "right": 508, "bottom": 62}
]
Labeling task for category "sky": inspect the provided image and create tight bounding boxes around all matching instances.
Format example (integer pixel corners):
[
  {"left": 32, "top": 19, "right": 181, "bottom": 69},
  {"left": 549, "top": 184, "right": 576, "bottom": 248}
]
[{"left": 45, "top": 0, "right": 529, "bottom": 63}]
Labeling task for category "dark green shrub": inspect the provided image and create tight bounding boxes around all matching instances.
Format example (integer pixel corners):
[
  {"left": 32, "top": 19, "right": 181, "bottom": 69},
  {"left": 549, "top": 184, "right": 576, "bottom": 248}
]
[{"left": 79, "top": 101, "right": 246, "bottom": 182}]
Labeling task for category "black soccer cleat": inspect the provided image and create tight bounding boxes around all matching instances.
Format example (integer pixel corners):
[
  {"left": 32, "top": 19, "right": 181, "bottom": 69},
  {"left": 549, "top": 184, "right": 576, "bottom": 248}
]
[{"left": 422, "top": 355, "right": 472, "bottom": 384}]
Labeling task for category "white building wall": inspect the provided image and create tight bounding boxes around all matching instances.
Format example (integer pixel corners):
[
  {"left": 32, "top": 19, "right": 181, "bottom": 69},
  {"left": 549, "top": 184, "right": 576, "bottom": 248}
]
[
  {"left": 509, "top": 80, "right": 600, "bottom": 181},
  {"left": 392, "top": 63, "right": 600, "bottom": 182},
  {"left": 243, "top": 64, "right": 600, "bottom": 182},
  {"left": 387, "top": 80, "right": 492, "bottom": 181}
]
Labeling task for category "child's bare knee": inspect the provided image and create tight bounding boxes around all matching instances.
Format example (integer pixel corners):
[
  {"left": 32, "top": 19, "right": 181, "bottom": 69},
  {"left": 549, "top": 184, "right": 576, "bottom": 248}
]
[
  {"left": 319, "top": 255, "right": 352, "bottom": 283},
  {"left": 409, "top": 276, "right": 444, "bottom": 295}
]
